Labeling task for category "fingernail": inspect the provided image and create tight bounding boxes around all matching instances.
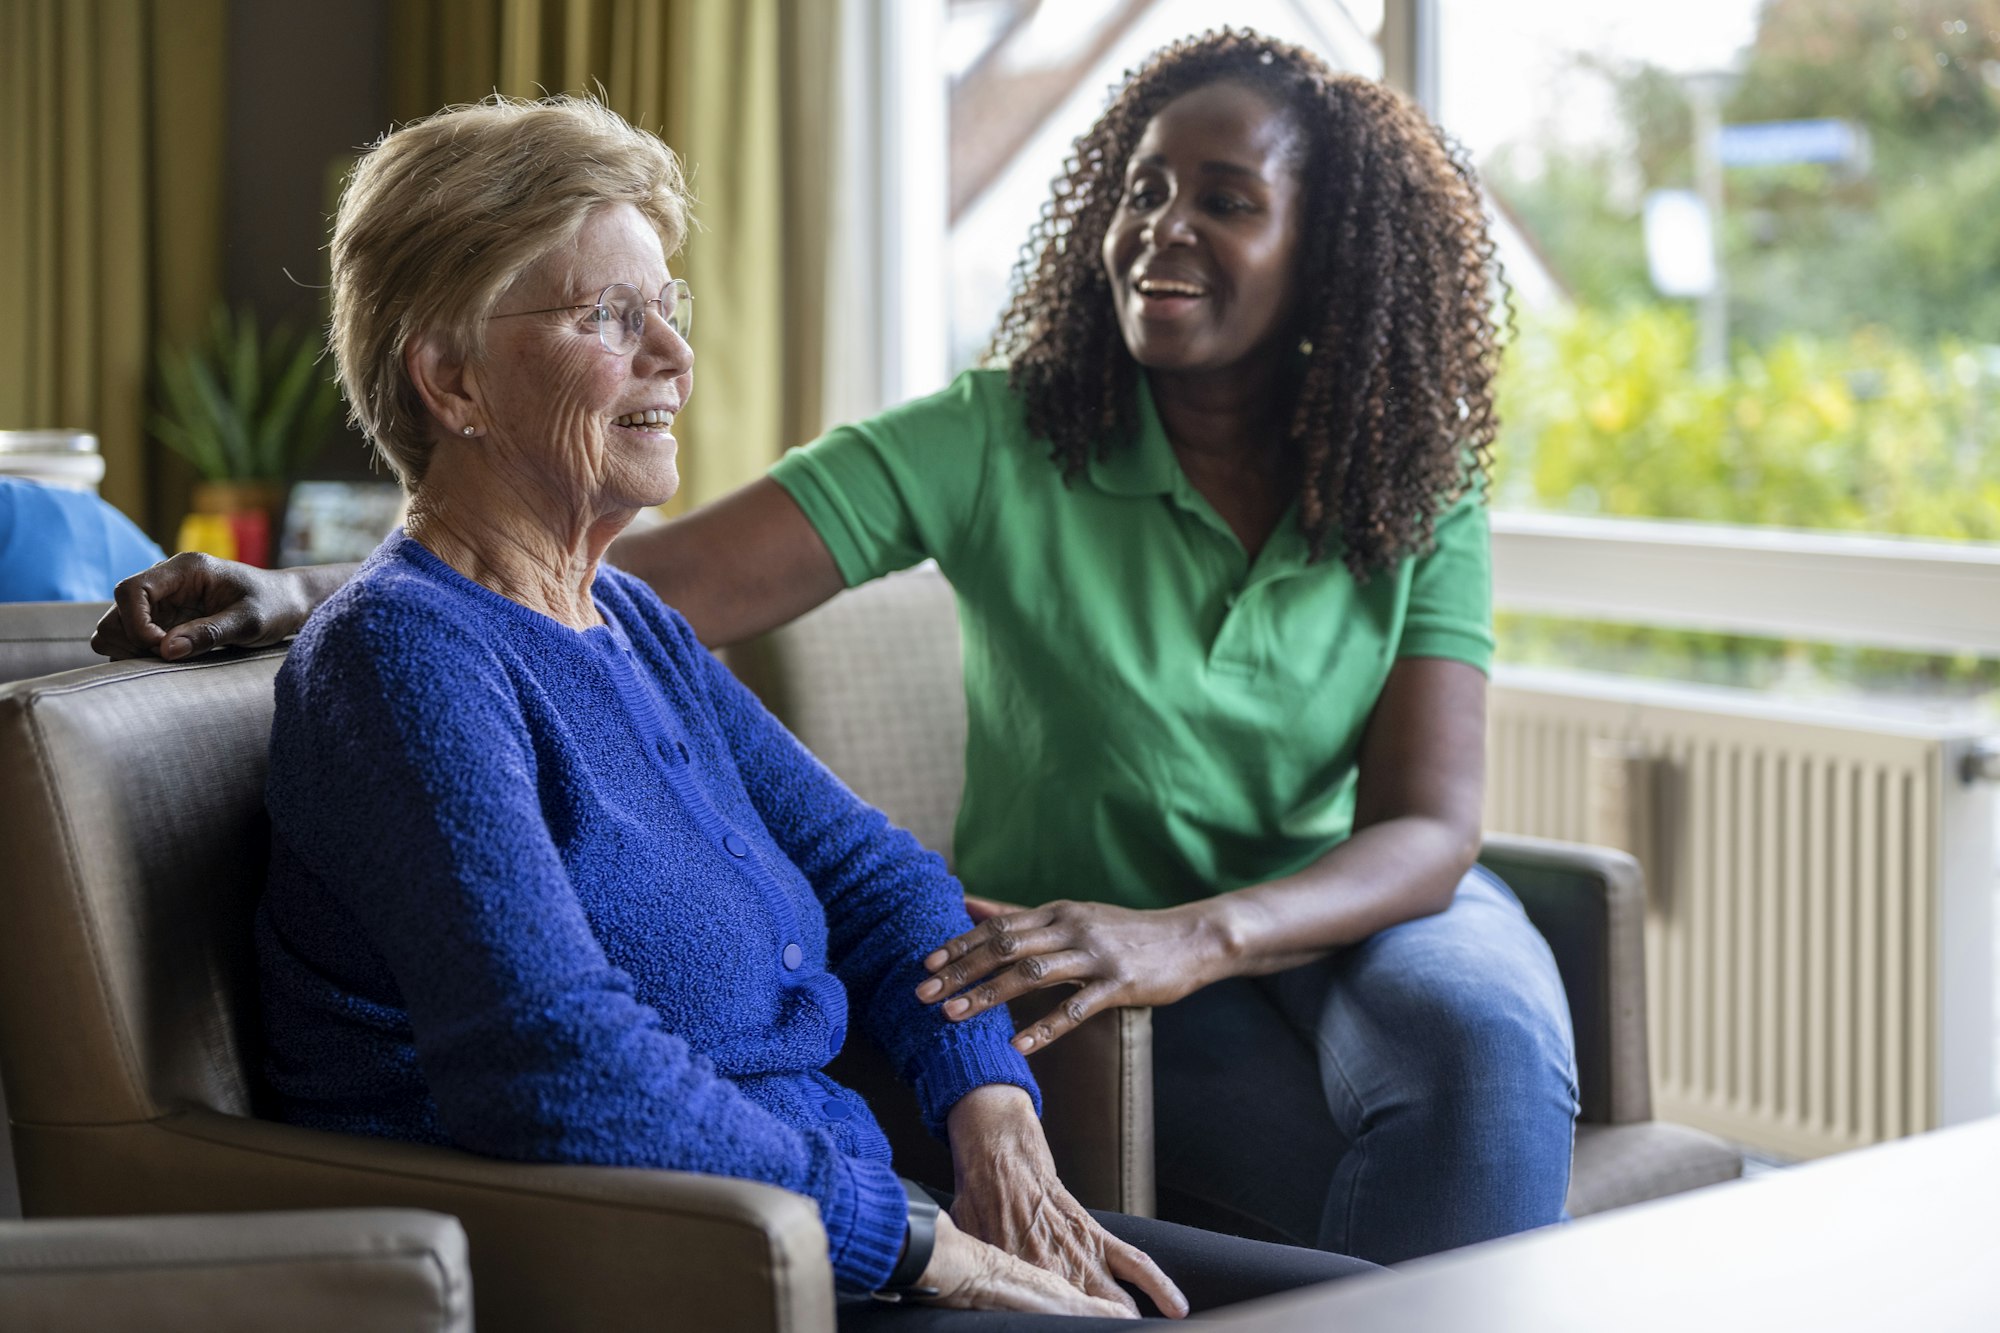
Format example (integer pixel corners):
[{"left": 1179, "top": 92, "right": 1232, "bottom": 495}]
[
  {"left": 916, "top": 978, "right": 942, "bottom": 1001},
  {"left": 162, "top": 636, "right": 188, "bottom": 660},
  {"left": 944, "top": 997, "right": 969, "bottom": 1018},
  {"left": 1014, "top": 1034, "right": 1034, "bottom": 1052},
  {"left": 923, "top": 949, "right": 947, "bottom": 970}
]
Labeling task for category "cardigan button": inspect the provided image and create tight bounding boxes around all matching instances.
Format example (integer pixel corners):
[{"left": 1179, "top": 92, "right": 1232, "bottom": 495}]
[
  {"left": 821, "top": 1098, "right": 851, "bottom": 1121},
  {"left": 782, "top": 942, "right": 803, "bottom": 970},
  {"left": 724, "top": 833, "right": 749, "bottom": 857}
]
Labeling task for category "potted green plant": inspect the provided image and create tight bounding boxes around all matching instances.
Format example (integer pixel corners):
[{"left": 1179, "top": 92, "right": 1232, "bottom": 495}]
[{"left": 151, "top": 303, "right": 343, "bottom": 561}]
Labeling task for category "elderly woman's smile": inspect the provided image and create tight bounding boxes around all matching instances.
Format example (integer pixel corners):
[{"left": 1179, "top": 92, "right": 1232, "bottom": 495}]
[{"left": 611, "top": 408, "right": 677, "bottom": 434}]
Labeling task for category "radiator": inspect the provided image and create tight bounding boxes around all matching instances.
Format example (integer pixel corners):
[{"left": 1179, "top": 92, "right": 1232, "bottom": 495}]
[{"left": 1489, "top": 667, "right": 1997, "bottom": 1159}]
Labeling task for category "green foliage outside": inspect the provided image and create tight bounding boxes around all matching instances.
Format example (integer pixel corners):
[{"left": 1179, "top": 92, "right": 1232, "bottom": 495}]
[
  {"left": 1494, "top": 307, "right": 2000, "bottom": 698},
  {"left": 1482, "top": 0, "right": 2000, "bottom": 703},
  {"left": 1498, "top": 308, "right": 2000, "bottom": 537}
]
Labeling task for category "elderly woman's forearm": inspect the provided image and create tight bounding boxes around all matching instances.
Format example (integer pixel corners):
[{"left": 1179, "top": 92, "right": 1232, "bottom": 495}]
[{"left": 608, "top": 478, "right": 844, "bottom": 646}]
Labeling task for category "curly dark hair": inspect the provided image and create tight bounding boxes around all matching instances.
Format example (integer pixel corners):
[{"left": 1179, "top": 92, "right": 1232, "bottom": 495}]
[{"left": 988, "top": 28, "right": 1505, "bottom": 576}]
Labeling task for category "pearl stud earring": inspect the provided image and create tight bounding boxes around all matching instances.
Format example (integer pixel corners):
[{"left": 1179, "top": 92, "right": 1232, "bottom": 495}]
[{"left": 461, "top": 425, "right": 477, "bottom": 437}]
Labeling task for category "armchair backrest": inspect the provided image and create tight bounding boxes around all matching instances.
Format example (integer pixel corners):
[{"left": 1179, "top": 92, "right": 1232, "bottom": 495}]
[
  {"left": 0, "top": 602, "right": 111, "bottom": 685},
  {"left": 725, "top": 565, "right": 967, "bottom": 862},
  {"left": 0, "top": 650, "right": 285, "bottom": 1134}
]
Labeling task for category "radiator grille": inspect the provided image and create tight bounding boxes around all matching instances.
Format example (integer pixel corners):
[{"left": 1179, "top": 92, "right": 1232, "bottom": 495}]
[{"left": 1487, "top": 670, "right": 1985, "bottom": 1158}]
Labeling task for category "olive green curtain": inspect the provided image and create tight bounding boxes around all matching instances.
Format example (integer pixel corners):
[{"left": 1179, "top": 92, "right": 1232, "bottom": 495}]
[
  {"left": 389, "top": 0, "right": 834, "bottom": 509},
  {"left": 0, "top": 0, "right": 227, "bottom": 536}
]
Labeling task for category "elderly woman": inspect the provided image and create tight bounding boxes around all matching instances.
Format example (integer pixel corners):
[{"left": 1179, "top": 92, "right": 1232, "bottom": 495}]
[
  {"left": 256, "top": 94, "right": 1369, "bottom": 1327},
  {"left": 104, "top": 31, "right": 1576, "bottom": 1266}
]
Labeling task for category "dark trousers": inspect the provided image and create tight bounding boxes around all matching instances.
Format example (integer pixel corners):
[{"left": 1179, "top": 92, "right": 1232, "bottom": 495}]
[{"left": 837, "top": 1203, "right": 1375, "bottom": 1329}]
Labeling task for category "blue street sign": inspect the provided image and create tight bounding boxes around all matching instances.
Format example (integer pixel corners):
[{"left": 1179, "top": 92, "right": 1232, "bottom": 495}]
[{"left": 1715, "top": 119, "right": 1867, "bottom": 169}]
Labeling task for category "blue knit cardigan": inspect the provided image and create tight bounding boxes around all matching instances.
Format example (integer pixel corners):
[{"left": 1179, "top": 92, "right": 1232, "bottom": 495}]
[{"left": 258, "top": 531, "right": 1039, "bottom": 1291}]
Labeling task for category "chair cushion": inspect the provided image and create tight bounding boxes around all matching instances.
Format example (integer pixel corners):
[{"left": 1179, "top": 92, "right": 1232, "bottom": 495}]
[
  {"left": 1567, "top": 1120, "right": 1745, "bottom": 1216},
  {"left": 728, "top": 565, "right": 966, "bottom": 861}
]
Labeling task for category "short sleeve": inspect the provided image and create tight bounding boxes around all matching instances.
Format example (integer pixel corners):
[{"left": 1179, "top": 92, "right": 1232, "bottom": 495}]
[
  {"left": 766, "top": 370, "right": 1002, "bottom": 587},
  {"left": 1397, "top": 490, "right": 1494, "bottom": 673}
]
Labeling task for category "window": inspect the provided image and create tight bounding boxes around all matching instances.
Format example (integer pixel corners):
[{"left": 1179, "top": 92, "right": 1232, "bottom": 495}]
[{"left": 1438, "top": 0, "right": 2000, "bottom": 543}]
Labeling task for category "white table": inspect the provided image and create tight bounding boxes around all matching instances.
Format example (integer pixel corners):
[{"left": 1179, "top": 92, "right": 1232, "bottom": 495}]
[{"left": 1209, "top": 1117, "right": 2000, "bottom": 1332}]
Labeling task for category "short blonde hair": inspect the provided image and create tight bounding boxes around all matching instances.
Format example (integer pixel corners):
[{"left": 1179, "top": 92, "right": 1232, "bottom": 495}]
[{"left": 329, "top": 95, "right": 690, "bottom": 486}]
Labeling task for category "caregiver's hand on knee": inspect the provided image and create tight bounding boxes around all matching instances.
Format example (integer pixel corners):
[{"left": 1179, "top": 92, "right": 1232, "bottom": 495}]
[
  {"left": 943, "top": 1085, "right": 1186, "bottom": 1319},
  {"left": 918, "top": 900, "right": 1231, "bottom": 1052},
  {"left": 921, "top": 659, "right": 1494, "bottom": 1053}
]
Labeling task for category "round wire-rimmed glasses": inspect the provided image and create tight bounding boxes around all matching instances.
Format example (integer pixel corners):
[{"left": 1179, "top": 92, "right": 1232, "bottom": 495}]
[{"left": 488, "top": 279, "right": 692, "bottom": 355}]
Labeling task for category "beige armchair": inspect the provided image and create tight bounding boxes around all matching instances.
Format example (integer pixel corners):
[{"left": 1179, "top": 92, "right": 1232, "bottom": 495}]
[
  {"left": 0, "top": 599, "right": 108, "bottom": 684},
  {"left": 727, "top": 564, "right": 1743, "bottom": 1220},
  {"left": 0, "top": 1208, "right": 471, "bottom": 1332},
  {"left": 0, "top": 599, "right": 115, "bottom": 1218},
  {"left": 0, "top": 646, "right": 1148, "bottom": 1333}
]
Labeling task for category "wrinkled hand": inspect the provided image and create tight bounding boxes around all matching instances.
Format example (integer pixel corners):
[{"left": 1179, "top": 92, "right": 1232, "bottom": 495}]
[
  {"left": 918, "top": 900, "right": 1228, "bottom": 1053},
  {"left": 944, "top": 1086, "right": 1186, "bottom": 1318},
  {"left": 91, "top": 553, "right": 308, "bottom": 661},
  {"left": 916, "top": 1210, "right": 1137, "bottom": 1318}
]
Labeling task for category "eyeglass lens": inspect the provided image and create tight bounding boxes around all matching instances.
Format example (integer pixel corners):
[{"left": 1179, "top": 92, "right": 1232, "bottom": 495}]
[{"left": 596, "top": 281, "right": 692, "bottom": 354}]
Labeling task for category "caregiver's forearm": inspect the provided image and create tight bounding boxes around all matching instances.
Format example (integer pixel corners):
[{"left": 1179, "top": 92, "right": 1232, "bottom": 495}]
[
  {"left": 609, "top": 478, "right": 845, "bottom": 647},
  {"left": 1200, "top": 812, "right": 1479, "bottom": 980}
]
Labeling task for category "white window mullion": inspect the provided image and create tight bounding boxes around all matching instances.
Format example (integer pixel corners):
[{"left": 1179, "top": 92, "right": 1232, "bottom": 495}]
[{"left": 821, "top": 0, "right": 950, "bottom": 430}]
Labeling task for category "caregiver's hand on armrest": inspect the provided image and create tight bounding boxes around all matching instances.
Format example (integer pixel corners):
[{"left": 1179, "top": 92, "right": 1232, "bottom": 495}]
[
  {"left": 91, "top": 555, "right": 357, "bottom": 660},
  {"left": 942, "top": 1085, "right": 1186, "bottom": 1319}
]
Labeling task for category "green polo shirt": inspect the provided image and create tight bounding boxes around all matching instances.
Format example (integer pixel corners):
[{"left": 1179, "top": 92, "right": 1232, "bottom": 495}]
[{"left": 768, "top": 369, "right": 1492, "bottom": 912}]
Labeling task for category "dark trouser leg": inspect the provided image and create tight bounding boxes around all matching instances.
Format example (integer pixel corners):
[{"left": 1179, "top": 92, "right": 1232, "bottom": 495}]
[
  {"left": 835, "top": 1208, "right": 1375, "bottom": 1330},
  {"left": 1152, "top": 974, "right": 1339, "bottom": 1249},
  {"left": 1155, "top": 865, "right": 1580, "bottom": 1264}
]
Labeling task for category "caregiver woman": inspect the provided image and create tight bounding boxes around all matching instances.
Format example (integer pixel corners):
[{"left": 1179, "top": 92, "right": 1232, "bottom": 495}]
[{"left": 97, "top": 31, "right": 1576, "bottom": 1265}]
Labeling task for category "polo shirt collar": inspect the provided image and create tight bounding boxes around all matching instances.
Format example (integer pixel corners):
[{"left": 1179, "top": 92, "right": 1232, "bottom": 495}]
[{"left": 1085, "top": 373, "right": 1316, "bottom": 575}]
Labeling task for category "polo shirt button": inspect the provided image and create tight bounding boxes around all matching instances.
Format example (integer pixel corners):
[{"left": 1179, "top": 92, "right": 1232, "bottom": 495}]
[
  {"left": 724, "top": 833, "right": 749, "bottom": 857},
  {"left": 821, "top": 1098, "right": 851, "bottom": 1121},
  {"left": 782, "top": 942, "right": 803, "bottom": 970}
]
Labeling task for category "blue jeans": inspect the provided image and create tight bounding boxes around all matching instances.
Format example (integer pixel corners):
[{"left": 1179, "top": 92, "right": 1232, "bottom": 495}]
[{"left": 1153, "top": 865, "right": 1578, "bottom": 1265}]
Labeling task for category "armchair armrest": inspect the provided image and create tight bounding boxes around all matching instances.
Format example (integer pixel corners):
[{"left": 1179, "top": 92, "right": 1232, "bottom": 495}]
[
  {"left": 0, "top": 1207, "right": 469, "bottom": 1333},
  {"left": 825, "top": 1001, "right": 1156, "bottom": 1217},
  {"left": 20, "top": 1109, "right": 835, "bottom": 1333},
  {"left": 1032, "top": 1006, "right": 1154, "bottom": 1217},
  {"left": 1478, "top": 833, "right": 1652, "bottom": 1126}
]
